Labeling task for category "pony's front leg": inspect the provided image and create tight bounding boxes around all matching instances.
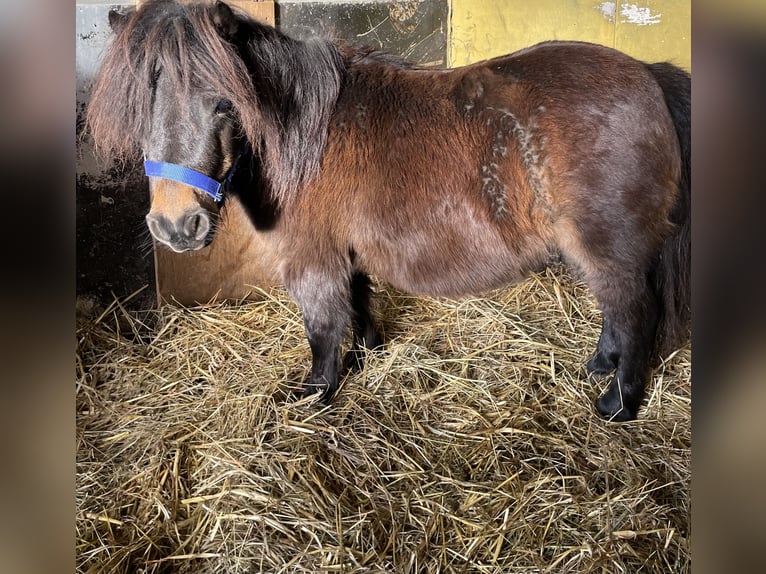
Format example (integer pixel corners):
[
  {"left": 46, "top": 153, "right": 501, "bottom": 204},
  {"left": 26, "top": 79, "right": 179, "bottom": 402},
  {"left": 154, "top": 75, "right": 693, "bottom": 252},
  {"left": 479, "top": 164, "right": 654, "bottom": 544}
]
[
  {"left": 287, "top": 271, "right": 352, "bottom": 403},
  {"left": 345, "top": 271, "right": 383, "bottom": 371}
]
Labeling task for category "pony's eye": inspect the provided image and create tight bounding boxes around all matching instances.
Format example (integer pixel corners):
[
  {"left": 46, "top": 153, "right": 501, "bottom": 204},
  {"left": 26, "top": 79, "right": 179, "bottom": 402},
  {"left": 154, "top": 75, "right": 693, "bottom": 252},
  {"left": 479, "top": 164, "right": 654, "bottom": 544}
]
[{"left": 215, "top": 99, "right": 233, "bottom": 114}]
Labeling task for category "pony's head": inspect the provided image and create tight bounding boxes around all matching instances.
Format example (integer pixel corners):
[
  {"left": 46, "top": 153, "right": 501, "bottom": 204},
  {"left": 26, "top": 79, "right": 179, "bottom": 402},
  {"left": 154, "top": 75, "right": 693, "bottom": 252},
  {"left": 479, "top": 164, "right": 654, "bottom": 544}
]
[{"left": 86, "top": 0, "right": 342, "bottom": 252}]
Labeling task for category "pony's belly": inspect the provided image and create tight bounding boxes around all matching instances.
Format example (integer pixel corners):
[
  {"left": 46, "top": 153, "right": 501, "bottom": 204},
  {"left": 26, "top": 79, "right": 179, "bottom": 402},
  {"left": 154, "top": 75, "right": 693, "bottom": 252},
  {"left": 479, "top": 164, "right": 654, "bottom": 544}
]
[
  {"left": 358, "top": 233, "right": 546, "bottom": 298},
  {"left": 349, "top": 184, "right": 551, "bottom": 297},
  {"left": 384, "top": 262, "right": 523, "bottom": 298}
]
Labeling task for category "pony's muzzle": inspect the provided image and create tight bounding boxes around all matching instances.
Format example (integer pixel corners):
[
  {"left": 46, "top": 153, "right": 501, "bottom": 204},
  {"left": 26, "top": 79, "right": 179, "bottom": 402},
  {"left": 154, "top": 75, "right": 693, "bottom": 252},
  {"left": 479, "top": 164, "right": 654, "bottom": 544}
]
[{"left": 145, "top": 209, "right": 212, "bottom": 253}]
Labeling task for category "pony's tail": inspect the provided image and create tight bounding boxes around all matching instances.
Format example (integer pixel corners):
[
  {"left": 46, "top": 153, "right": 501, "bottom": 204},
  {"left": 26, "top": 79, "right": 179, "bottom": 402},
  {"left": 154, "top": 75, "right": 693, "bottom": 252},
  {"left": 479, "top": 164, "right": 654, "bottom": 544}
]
[{"left": 647, "top": 62, "right": 691, "bottom": 357}]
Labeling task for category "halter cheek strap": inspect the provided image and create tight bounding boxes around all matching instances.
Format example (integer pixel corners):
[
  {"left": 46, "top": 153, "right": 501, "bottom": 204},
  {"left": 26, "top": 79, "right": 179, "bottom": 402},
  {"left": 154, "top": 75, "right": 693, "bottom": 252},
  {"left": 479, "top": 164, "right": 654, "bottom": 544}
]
[{"left": 144, "top": 161, "right": 225, "bottom": 202}]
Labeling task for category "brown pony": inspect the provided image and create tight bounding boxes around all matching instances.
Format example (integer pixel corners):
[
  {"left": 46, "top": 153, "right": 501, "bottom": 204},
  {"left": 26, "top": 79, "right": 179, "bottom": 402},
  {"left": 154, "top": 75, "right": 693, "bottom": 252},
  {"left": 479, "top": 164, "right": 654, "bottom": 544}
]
[{"left": 87, "top": 0, "right": 691, "bottom": 421}]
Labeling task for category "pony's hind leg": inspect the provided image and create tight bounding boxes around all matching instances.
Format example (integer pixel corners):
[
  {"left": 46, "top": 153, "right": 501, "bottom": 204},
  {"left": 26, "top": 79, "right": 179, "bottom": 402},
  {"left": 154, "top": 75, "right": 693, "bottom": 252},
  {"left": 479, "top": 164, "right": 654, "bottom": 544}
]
[
  {"left": 591, "top": 273, "right": 660, "bottom": 421},
  {"left": 557, "top": 211, "right": 664, "bottom": 421},
  {"left": 345, "top": 271, "right": 383, "bottom": 371}
]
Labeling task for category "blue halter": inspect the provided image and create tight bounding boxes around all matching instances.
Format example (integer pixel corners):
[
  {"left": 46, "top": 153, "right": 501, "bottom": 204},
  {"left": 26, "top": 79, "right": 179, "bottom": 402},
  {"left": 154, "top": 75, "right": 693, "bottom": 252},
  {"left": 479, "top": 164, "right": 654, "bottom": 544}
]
[
  {"left": 143, "top": 146, "right": 246, "bottom": 203},
  {"left": 144, "top": 161, "right": 225, "bottom": 202},
  {"left": 144, "top": 143, "right": 250, "bottom": 203}
]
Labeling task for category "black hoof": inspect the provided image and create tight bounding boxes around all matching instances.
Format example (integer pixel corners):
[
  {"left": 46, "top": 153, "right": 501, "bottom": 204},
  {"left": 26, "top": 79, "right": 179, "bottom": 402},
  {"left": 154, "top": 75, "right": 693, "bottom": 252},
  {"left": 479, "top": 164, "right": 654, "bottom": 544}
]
[
  {"left": 595, "top": 384, "right": 638, "bottom": 422},
  {"left": 596, "top": 399, "right": 636, "bottom": 422},
  {"left": 299, "top": 378, "right": 337, "bottom": 405}
]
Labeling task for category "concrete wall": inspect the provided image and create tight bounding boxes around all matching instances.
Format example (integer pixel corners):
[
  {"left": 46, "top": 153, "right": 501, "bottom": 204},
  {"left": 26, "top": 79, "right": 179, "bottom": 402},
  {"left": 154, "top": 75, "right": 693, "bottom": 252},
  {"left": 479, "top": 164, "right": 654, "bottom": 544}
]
[
  {"left": 76, "top": 4, "right": 120, "bottom": 113},
  {"left": 450, "top": 0, "right": 691, "bottom": 70}
]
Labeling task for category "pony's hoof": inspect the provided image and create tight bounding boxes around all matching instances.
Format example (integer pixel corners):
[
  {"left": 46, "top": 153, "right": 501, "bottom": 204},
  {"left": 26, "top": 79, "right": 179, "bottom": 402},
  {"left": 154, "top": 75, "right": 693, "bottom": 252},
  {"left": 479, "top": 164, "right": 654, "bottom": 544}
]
[
  {"left": 595, "top": 391, "right": 637, "bottom": 422},
  {"left": 299, "top": 379, "right": 337, "bottom": 405},
  {"left": 300, "top": 382, "right": 322, "bottom": 398}
]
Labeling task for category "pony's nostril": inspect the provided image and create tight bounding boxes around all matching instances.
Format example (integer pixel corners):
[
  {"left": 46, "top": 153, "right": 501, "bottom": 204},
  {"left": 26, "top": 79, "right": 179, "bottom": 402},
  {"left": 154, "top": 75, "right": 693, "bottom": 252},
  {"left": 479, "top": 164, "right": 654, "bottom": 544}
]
[
  {"left": 145, "top": 213, "right": 170, "bottom": 242},
  {"left": 184, "top": 210, "right": 210, "bottom": 241}
]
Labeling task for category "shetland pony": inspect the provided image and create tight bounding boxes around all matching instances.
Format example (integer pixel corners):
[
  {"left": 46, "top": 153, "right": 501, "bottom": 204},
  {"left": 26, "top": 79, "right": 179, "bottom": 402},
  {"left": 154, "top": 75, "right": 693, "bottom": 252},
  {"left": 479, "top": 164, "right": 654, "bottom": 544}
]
[{"left": 87, "top": 0, "right": 691, "bottom": 421}]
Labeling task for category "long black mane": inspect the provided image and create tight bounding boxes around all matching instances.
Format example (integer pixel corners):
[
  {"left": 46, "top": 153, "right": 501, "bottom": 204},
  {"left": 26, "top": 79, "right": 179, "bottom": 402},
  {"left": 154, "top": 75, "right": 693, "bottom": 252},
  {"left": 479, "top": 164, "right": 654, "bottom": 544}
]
[{"left": 86, "top": 0, "right": 344, "bottom": 203}]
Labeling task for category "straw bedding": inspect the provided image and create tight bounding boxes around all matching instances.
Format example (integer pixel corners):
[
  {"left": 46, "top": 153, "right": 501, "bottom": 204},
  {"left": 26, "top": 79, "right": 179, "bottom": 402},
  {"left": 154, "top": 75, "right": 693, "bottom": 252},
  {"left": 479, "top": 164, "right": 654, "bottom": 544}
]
[{"left": 76, "top": 267, "right": 691, "bottom": 573}]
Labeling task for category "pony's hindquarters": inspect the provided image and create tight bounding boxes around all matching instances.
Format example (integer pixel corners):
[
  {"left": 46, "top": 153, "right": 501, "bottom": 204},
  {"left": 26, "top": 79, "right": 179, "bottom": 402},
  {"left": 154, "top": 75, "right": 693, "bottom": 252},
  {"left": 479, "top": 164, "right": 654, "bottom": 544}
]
[{"left": 548, "top": 61, "right": 690, "bottom": 421}]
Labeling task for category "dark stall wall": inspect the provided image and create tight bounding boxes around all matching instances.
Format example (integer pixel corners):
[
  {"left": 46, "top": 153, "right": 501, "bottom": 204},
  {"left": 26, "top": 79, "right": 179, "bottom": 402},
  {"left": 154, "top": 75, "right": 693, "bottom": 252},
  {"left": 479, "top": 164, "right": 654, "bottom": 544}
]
[
  {"left": 279, "top": 0, "right": 448, "bottom": 67},
  {"left": 77, "top": 2, "right": 153, "bottom": 307}
]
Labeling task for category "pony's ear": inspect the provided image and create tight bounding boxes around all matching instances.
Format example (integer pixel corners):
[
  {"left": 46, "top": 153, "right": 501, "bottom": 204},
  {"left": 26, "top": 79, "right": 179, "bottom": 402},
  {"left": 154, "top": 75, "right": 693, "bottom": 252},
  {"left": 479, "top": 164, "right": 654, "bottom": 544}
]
[
  {"left": 107, "top": 9, "right": 129, "bottom": 34},
  {"left": 212, "top": 1, "right": 239, "bottom": 39}
]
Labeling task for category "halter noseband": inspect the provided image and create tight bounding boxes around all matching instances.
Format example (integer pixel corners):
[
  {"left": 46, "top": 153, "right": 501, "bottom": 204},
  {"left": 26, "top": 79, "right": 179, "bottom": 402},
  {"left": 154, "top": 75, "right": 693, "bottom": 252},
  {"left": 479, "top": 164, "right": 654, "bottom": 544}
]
[
  {"left": 144, "top": 151, "right": 243, "bottom": 203},
  {"left": 144, "top": 154, "right": 242, "bottom": 203},
  {"left": 144, "top": 161, "right": 225, "bottom": 202}
]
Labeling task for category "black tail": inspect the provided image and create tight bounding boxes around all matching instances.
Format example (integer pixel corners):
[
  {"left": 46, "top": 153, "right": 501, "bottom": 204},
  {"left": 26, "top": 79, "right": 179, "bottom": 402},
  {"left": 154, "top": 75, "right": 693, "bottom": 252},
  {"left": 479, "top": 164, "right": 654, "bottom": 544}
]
[{"left": 647, "top": 62, "right": 691, "bottom": 357}]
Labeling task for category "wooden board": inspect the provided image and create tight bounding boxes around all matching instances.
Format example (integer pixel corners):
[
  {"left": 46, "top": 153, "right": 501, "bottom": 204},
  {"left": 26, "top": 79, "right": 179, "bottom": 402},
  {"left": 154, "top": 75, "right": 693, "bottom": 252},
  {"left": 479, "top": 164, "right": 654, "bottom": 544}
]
[
  {"left": 225, "top": 0, "right": 275, "bottom": 26},
  {"left": 154, "top": 196, "right": 281, "bottom": 306},
  {"left": 137, "top": 0, "right": 274, "bottom": 25}
]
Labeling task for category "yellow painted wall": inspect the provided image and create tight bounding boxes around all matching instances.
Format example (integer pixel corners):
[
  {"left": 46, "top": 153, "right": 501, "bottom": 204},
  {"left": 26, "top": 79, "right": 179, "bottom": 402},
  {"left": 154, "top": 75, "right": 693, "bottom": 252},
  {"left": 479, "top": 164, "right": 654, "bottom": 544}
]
[{"left": 449, "top": 0, "right": 690, "bottom": 70}]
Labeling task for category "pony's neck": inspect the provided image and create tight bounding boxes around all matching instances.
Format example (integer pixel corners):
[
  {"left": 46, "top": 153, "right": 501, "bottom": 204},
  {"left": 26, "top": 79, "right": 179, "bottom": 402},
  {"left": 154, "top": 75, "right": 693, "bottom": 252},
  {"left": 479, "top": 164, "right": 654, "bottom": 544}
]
[{"left": 241, "top": 25, "right": 344, "bottom": 204}]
